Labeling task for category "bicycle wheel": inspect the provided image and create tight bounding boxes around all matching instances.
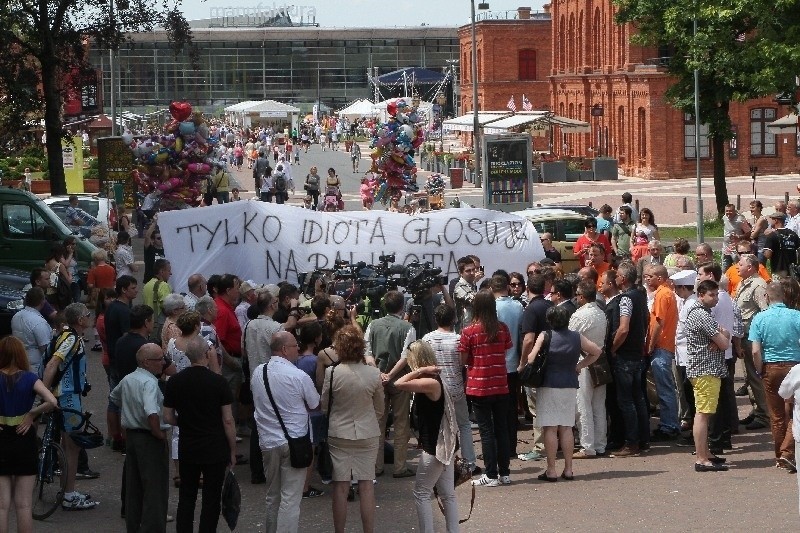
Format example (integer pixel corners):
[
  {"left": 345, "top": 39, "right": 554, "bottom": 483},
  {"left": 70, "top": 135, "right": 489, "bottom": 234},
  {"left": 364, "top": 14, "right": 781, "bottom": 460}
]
[{"left": 32, "top": 442, "right": 67, "bottom": 520}]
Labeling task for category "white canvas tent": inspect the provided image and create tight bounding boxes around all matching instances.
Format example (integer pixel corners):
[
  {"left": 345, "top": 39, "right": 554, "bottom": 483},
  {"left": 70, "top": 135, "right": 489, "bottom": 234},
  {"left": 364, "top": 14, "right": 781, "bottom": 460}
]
[
  {"left": 224, "top": 100, "right": 301, "bottom": 129},
  {"left": 767, "top": 114, "right": 798, "bottom": 134},
  {"left": 337, "top": 99, "right": 377, "bottom": 119},
  {"left": 373, "top": 97, "right": 434, "bottom": 126},
  {"left": 444, "top": 111, "right": 590, "bottom": 134}
]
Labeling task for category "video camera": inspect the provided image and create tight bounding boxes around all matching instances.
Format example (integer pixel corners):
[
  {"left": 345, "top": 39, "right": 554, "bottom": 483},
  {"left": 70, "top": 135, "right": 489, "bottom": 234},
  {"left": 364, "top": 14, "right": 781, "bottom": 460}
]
[{"left": 297, "top": 254, "right": 448, "bottom": 322}]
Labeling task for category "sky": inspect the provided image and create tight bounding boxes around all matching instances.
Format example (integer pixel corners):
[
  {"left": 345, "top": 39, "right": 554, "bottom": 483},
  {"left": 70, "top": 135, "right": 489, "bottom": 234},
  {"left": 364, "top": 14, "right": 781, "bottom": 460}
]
[{"left": 180, "top": 0, "right": 548, "bottom": 27}]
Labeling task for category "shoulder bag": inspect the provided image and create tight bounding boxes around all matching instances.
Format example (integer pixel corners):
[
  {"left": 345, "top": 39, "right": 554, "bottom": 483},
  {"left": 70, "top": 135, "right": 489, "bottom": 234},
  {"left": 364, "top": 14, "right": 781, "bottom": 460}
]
[
  {"left": 316, "top": 364, "right": 336, "bottom": 480},
  {"left": 519, "top": 330, "right": 551, "bottom": 388},
  {"left": 262, "top": 363, "right": 313, "bottom": 468},
  {"left": 588, "top": 322, "right": 613, "bottom": 387}
]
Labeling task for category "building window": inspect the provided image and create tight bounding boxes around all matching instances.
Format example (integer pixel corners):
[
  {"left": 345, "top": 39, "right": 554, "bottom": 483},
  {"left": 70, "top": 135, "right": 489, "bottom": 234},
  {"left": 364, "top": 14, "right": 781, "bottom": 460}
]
[
  {"left": 518, "top": 50, "right": 536, "bottom": 80},
  {"left": 750, "top": 108, "right": 776, "bottom": 156},
  {"left": 684, "top": 113, "right": 710, "bottom": 159}
]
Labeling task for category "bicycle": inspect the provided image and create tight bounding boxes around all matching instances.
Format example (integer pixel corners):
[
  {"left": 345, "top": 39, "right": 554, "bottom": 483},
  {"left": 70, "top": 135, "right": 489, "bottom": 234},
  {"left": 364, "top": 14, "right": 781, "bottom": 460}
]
[{"left": 32, "top": 408, "right": 103, "bottom": 520}]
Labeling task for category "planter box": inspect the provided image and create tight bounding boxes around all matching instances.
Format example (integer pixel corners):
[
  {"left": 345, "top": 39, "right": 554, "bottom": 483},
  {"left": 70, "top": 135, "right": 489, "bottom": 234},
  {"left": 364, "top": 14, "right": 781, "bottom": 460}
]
[
  {"left": 449, "top": 168, "right": 464, "bottom": 189},
  {"left": 592, "top": 157, "right": 619, "bottom": 181},
  {"left": 30, "top": 180, "right": 51, "bottom": 194},
  {"left": 541, "top": 161, "right": 567, "bottom": 183},
  {"left": 577, "top": 170, "right": 594, "bottom": 181},
  {"left": 83, "top": 179, "right": 100, "bottom": 193},
  {"left": 531, "top": 168, "right": 541, "bottom": 183},
  {"left": 566, "top": 170, "right": 580, "bottom": 182}
]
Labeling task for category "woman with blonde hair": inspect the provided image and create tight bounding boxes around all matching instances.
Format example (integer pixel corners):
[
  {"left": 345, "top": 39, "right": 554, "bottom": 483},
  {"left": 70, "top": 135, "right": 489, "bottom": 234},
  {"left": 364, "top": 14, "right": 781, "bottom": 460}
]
[
  {"left": 322, "top": 325, "right": 383, "bottom": 533},
  {"left": 0, "top": 337, "right": 58, "bottom": 532},
  {"left": 161, "top": 293, "right": 188, "bottom": 349},
  {"left": 395, "top": 340, "right": 460, "bottom": 533}
]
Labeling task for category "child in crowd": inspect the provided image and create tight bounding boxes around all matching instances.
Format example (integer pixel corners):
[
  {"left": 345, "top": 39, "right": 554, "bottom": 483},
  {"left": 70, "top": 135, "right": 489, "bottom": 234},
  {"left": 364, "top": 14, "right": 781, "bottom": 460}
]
[{"left": 360, "top": 176, "right": 374, "bottom": 210}]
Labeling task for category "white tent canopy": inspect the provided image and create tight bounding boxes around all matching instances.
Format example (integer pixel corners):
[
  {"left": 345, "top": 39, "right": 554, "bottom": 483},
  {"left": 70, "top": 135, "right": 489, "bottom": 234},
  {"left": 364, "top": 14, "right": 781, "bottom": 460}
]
[
  {"left": 337, "top": 99, "right": 377, "bottom": 119},
  {"left": 224, "top": 100, "right": 301, "bottom": 129},
  {"left": 442, "top": 112, "right": 510, "bottom": 132}
]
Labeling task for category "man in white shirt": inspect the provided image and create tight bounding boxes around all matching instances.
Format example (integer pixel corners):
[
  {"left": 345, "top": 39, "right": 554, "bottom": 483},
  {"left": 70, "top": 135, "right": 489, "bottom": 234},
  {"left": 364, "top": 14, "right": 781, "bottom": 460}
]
[
  {"left": 787, "top": 200, "right": 800, "bottom": 235},
  {"left": 251, "top": 331, "right": 319, "bottom": 533},
  {"left": 672, "top": 269, "right": 698, "bottom": 437},
  {"left": 778, "top": 365, "right": 800, "bottom": 515},
  {"left": 11, "top": 287, "right": 52, "bottom": 374},
  {"left": 235, "top": 280, "right": 260, "bottom": 331},
  {"left": 183, "top": 274, "right": 207, "bottom": 311}
]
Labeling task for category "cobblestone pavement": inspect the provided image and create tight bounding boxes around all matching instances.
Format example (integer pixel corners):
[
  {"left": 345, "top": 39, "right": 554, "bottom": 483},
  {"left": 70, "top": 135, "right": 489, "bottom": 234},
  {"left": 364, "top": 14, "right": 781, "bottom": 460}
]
[{"left": 23, "top": 142, "right": 800, "bottom": 531}]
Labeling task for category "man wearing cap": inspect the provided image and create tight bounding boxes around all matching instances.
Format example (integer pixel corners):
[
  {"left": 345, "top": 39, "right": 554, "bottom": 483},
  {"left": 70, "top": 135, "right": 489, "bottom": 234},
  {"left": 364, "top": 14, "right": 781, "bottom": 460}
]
[
  {"left": 672, "top": 269, "right": 698, "bottom": 435},
  {"left": 763, "top": 211, "right": 800, "bottom": 278},
  {"left": 236, "top": 280, "right": 261, "bottom": 331}
]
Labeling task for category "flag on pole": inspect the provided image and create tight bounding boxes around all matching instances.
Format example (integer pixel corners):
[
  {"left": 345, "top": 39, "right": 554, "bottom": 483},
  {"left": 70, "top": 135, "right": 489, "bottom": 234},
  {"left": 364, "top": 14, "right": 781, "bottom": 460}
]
[
  {"left": 522, "top": 94, "right": 533, "bottom": 111},
  {"left": 507, "top": 95, "right": 517, "bottom": 113}
]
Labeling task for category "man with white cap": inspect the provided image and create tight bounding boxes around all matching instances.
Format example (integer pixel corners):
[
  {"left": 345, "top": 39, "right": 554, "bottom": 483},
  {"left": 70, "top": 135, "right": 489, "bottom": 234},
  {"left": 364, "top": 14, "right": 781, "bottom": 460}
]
[
  {"left": 672, "top": 268, "right": 698, "bottom": 435},
  {"left": 236, "top": 280, "right": 262, "bottom": 331},
  {"left": 763, "top": 211, "right": 800, "bottom": 278}
]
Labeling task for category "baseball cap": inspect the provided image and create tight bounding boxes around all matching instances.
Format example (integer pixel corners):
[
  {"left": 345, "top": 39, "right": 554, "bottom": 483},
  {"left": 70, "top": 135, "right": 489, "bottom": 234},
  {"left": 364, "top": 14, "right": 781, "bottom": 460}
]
[
  {"left": 669, "top": 269, "right": 697, "bottom": 287},
  {"left": 769, "top": 212, "right": 787, "bottom": 221},
  {"left": 240, "top": 280, "right": 263, "bottom": 296}
]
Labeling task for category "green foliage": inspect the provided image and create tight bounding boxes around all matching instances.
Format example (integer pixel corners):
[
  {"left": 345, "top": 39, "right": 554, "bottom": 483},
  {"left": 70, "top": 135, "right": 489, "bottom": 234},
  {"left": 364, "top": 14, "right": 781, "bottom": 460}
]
[
  {"left": 18, "top": 156, "right": 43, "bottom": 171},
  {"left": 21, "top": 146, "right": 44, "bottom": 160},
  {"left": 614, "top": 0, "right": 800, "bottom": 214},
  {"left": 0, "top": 0, "right": 197, "bottom": 195}
]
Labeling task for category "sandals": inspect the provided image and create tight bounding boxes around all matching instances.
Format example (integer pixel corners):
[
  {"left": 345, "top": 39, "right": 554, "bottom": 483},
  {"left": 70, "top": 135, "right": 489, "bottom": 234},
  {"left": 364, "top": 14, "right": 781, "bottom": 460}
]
[
  {"left": 537, "top": 472, "right": 557, "bottom": 482},
  {"left": 560, "top": 472, "right": 574, "bottom": 481},
  {"left": 302, "top": 487, "right": 324, "bottom": 498}
]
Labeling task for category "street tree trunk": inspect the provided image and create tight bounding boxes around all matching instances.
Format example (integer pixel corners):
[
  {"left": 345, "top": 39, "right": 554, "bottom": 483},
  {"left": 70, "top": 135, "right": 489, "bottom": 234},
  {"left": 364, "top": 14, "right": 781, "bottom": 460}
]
[
  {"left": 41, "top": 56, "right": 66, "bottom": 196},
  {"left": 711, "top": 100, "right": 730, "bottom": 219}
]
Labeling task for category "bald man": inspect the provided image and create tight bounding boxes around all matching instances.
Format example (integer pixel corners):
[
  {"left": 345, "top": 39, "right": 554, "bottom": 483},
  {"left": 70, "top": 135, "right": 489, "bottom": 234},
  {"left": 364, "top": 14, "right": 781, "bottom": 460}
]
[
  {"left": 110, "top": 343, "right": 170, "bottom": 532},
  {"left": 644, "top": 264, "right": 681, "bottom": 440}
]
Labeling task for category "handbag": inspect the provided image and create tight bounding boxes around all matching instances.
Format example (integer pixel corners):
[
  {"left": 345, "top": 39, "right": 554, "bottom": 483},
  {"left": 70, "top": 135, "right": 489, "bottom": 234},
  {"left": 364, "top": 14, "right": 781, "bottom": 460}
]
[
  {"left": 221, "top": 469, "right": 241, "bottom": 530},
  {"left": 434, "top": 455, "right": 475, "bottom": 524},
  {"left": 262, "top": 364, "right": 313, "bottom": 468},
  {"left": 588, "top": 353, "right": 613, "bottom": 387},
  {"left": 519, "top": 331, "right": 551, "bottom": 387},
  {"left": 316, "top": 365, "right": 336, "bottom": 480}
]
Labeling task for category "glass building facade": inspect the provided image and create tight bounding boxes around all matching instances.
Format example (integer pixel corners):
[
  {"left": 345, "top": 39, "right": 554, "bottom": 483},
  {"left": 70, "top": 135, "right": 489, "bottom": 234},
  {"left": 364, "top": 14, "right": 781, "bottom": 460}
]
[{"left": 88, "top": 27, "right": 459, "bottom": 116}]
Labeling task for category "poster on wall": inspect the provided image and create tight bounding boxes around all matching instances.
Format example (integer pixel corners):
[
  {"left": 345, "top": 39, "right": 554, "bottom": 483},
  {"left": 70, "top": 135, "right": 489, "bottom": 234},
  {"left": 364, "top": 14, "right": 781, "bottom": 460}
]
[
  {"left": 62, "top": 136, "right": 84, "bottom": 193},
  {"left": 481, "top": 133, "right": 533, "bottom": 213}
]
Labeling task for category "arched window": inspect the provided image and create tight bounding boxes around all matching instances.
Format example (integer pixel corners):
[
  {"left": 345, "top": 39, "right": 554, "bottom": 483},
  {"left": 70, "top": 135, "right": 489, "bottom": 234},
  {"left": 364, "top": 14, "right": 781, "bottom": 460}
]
[
  {"left": 617, "top": 106, "right": 625, "bottom": 157},
  {"left": 637, "top": 107, "right": 647, "bottom": 162},
  {"left": 593, "top": 8, "right": 601, "bottom": 68}
]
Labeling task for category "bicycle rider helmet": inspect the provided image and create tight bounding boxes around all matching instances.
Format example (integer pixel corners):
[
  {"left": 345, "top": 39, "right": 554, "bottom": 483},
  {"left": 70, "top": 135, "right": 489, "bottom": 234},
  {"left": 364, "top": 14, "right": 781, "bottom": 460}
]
[{"left": 68, "top": 418, "right": 104, "bottom": 449}]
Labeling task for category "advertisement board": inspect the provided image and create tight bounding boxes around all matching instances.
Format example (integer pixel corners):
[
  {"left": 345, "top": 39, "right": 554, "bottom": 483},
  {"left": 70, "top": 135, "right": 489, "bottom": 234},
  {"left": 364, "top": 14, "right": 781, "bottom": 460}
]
[{"left": 482, "top": 133, "right": 533, "bottom": 212}]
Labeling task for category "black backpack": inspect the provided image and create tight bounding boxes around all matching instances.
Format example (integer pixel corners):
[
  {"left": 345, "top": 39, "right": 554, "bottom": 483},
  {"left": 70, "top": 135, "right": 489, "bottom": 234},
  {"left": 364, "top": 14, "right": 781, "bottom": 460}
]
[{"left": 274, "top": 172, "right": 287, "bottom": 192}]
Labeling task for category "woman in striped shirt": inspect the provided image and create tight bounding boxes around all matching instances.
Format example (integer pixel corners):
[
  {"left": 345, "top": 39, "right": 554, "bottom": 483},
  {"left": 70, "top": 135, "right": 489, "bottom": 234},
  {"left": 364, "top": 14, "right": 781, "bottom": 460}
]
[{"left": 458, "top": 291, "right": 513, "bottom": 487}]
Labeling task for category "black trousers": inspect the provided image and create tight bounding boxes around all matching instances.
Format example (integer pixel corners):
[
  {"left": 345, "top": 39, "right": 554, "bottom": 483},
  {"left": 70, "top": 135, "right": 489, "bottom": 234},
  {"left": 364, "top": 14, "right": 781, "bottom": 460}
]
[
  {"left": 125, "top": 430, "right": 169, "bottom": 533},
  {"left": 506, "top": 372, "right": 520, "bottom": 457},
  {"left": 177, "top": 461, "right": 227, "bottom": 533},
  {"left": 250, "top": 416, "right": 264, "bottom": 480},
  {"left": 709, "top": 359, "right": 737, "bottom": 448}
]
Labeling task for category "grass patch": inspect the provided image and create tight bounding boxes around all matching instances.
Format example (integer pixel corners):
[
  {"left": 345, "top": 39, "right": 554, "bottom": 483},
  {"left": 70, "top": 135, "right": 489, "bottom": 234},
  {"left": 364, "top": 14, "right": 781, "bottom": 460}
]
[{"left": 659, "top": 217, "right": 723, "bottom": 242}]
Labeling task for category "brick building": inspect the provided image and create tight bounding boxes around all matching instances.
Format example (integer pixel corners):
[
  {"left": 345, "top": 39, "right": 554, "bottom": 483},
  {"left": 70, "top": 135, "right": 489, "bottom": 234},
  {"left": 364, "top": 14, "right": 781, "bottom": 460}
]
[{"left": 461, "top": 3, "right": 800, "bottom": 179}]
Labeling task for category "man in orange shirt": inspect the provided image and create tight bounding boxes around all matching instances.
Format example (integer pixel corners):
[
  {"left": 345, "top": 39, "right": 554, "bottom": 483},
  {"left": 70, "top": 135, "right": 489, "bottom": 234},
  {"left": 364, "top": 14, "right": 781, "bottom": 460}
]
[
  {"left": 586, "top": 244, "right": 610, "bottom": 289},
  {"left": 724, "top": 241, "right": 771, "bottom": 295},
  {"left": 644, "top": 264, "right": 681, "bottom": 440}
]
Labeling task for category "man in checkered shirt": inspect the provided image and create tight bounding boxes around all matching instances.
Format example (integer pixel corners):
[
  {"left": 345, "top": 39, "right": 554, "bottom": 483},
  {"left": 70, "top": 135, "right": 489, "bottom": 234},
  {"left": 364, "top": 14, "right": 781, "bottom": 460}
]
[{"left": 684, "top": 280, "right": 732, "bottom": 472}]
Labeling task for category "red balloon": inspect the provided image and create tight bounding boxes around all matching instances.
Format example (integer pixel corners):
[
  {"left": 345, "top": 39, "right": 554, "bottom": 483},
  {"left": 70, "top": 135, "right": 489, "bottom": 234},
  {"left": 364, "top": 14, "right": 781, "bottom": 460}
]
[{"left": 169, "top": 101, "right": 193, "bottom": 122}]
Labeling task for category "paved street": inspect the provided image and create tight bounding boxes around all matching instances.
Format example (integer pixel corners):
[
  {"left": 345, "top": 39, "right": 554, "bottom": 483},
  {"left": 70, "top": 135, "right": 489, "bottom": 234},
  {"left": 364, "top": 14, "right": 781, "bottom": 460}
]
[{"left": 23, "top": 142, "right": 800, "bottom": 531}]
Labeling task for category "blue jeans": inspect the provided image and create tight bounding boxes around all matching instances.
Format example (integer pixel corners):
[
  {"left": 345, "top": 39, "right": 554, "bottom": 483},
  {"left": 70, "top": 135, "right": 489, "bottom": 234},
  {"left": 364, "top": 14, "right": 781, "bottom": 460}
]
[
  {"left": 612, "top": 358, "right": 650, "bottom": 447},
  {"left": 470, "top": 394, "right": 510, "bottom": 479},
  {"left": 650, "top": 348, "right": 680, "bottom": 433}
]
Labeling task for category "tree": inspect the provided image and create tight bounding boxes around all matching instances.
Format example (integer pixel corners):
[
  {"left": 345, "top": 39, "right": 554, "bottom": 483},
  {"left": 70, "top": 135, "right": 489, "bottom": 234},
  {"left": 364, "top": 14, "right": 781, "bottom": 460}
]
[
  {"left": 0, "top": 1, "right": 194, "bottom": 195},
  {"left": 614, "top": 0, "right": 800, "bottom": 216}
]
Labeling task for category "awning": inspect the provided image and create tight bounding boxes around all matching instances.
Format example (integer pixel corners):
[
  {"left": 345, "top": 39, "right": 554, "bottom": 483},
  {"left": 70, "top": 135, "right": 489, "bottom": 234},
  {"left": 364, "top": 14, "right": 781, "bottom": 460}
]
[
  {"left": 482, "top": 112, "right": 551, "bottom": 134},
  {"left": 442, "top": 113, "right": 510, "bottom": 132},
  {"left": 768, "top": 114, "right": 798, "bottom": 134},
  {"left": 549, "top": 115, "right": 591, "bottom": 133}
]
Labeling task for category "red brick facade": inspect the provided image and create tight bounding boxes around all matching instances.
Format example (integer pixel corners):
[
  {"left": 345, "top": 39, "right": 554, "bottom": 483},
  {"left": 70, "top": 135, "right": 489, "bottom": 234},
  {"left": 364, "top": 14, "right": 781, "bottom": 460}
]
[{"left": 461, "top": 3, "right": 800, "bottom": 179}]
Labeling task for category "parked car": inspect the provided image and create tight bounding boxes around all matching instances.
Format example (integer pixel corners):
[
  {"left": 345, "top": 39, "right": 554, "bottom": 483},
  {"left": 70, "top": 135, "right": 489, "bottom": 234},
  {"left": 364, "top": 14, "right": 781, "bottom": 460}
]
[
  {"left": 530, "top": 203, "right": 599, "bottom": 217},
  {"left": 511, "top": 207, "right": 589, "bottom": 273},
  {"left": 0, "top": 266, "right": 28, "bottom": 336},
  {"left": 43, "top": 195, "right": 115, "bottom": 227},
  {"left": 0, "top": 188, "right": 97, "bottom": 272}
]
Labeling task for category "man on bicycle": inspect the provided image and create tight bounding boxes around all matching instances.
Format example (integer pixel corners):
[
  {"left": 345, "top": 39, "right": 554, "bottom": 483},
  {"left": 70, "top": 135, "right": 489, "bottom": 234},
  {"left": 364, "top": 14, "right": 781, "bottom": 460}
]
[{"left": 41, "top": 303, "right": 99, "bottom": 511}]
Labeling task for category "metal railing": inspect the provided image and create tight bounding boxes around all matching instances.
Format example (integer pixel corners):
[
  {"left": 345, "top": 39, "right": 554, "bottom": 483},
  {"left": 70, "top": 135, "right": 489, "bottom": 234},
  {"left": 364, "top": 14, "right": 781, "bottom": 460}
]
[{"left": 475, "top": 10, "right": 551, "bottom": 22}]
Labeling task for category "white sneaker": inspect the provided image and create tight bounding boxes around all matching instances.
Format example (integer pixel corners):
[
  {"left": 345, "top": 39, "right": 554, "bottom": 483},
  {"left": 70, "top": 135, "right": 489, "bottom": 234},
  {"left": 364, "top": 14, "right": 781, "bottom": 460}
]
[
  {"left": 471, "top": 474, "right": 500, "bottom": 487},
  {"left": 62, "top": 493, "right": 99, "bottom": 511},
  {"left": 499, "top": 475, "right": 511, "bottom": 485}
]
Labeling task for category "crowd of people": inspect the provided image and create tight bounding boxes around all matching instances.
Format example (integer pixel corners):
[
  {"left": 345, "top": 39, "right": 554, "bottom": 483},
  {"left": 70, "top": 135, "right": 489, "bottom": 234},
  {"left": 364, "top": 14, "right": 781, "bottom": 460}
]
[{"left": 4, "top": 188, "right": 800, "bottom": 532}]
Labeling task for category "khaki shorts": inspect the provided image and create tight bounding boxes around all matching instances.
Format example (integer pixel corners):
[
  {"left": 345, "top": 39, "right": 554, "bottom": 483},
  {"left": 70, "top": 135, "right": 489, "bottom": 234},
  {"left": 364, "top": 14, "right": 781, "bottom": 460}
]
[{"left": 690, "top": 376, "right": 721, "bottom": 414}]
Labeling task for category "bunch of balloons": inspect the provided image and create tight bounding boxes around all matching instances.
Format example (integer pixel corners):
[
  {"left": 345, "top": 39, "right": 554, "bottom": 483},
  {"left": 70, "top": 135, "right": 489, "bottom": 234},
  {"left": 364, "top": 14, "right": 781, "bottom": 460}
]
[
  {"left": 424, "top": 174, "right": 446, "bottom": 196},
  {"left": 368, "top": 98, "right": 425, "bottom": 205},
  {"left": 126, "top": 101, "right": 220, "bottom": 210}
]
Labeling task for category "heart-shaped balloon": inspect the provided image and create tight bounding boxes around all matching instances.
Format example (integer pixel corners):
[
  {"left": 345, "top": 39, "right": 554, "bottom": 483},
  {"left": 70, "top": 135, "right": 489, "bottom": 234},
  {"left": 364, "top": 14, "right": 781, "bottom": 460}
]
[{"left": 169, "top": 101, "right": 193, "bottom": 122}]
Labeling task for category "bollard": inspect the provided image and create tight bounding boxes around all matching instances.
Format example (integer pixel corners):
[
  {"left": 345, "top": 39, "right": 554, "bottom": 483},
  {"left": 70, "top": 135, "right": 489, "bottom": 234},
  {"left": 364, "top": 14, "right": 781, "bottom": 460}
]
[
  {"left": 682, "top": 197, "right": 687, "bottom": 213},
  {"left": 786, "top": 192, "right": 790, "bottom": 204},
  {"left": 736, "top": 195, "right": 741, "bottom": 211},
  {"left": 635, "top": 199, "right": 640, "bottom": 212},
  {"left": 588, "top": 201, "right": 593, "bottom": 208}
]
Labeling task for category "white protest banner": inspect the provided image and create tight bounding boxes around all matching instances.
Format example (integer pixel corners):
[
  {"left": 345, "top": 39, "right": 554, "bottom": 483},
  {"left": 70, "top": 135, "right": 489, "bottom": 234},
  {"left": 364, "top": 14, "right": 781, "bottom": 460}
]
[{"left": 158, "top": 202, "right": 545, "bottom": 293}]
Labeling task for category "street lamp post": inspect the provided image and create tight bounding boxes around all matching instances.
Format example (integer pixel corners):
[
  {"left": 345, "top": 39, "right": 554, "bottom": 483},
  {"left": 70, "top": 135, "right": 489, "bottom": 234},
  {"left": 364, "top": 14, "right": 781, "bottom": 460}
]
[
  {"left": 471, "top": 1, "right": 489, "bottom": 186},
  {"left": 693, "top": 11, "right": 704, "bottom": 243}
]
